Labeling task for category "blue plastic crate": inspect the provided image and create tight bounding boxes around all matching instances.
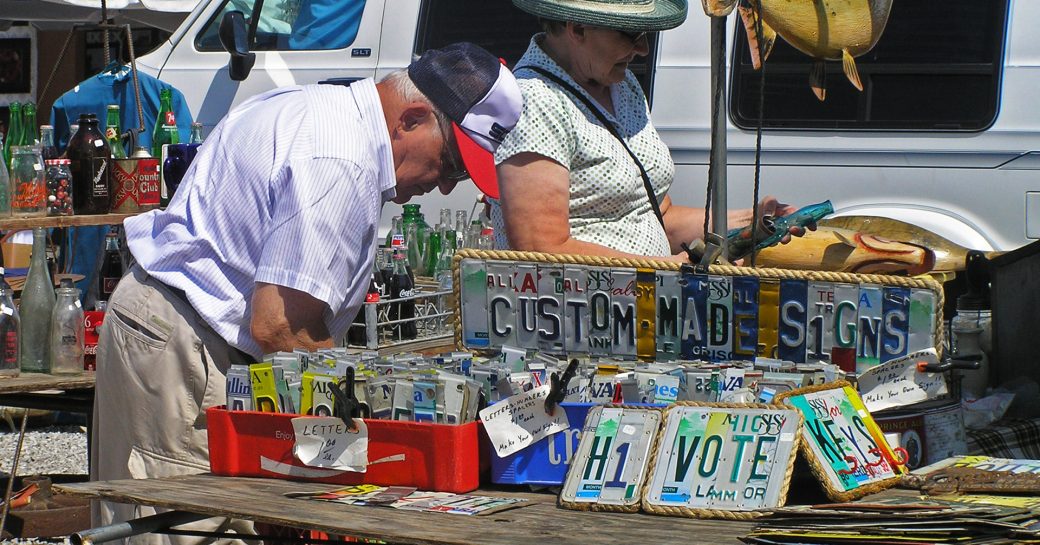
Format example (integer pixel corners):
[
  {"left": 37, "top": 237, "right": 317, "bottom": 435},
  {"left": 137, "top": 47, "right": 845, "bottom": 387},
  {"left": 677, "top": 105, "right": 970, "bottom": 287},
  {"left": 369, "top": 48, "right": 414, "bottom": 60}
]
[{"left": 489, "top": 402, "right": 665, "bottom": 486}]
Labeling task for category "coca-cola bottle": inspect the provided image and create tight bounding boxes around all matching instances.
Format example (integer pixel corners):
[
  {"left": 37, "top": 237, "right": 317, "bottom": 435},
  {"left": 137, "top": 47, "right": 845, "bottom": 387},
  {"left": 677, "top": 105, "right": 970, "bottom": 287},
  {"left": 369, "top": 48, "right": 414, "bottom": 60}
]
[
  {"left": 96, "top": 231, "right": 124, "bottom": 311},
  {"left": 389, "top": 249, "right": 417, "bottom": 340},
  {"left": 65, "top": 113, "right": 111, "bottom": 214},
  {"left": 347, "top": 255, "right": 384, "bottom": 346},
  {"left": 0, "top": 268, "right": 20, "bottom": 377}
]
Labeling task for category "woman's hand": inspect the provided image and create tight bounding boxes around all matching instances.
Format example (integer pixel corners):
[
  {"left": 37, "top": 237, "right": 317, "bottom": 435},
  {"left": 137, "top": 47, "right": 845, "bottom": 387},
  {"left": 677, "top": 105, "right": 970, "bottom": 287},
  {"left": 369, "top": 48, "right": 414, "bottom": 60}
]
[{"left": 730, "top": 195, "right": 816, "bottom": 245}]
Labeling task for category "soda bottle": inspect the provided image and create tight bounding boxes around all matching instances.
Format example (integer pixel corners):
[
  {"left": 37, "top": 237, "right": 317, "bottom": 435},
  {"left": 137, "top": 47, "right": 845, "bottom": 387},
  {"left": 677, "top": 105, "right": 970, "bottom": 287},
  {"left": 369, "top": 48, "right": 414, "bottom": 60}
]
[
  {"left": 0, "top": 132, "right": 9, "bottom": 217},
  {"left": 189, "top": 122, "right": 205, "bottom": 144},
  {"left": 454, "top": 210, "right": 468, "bottom": 248},
  {"left": 389, "top": 249, "right": 417, "bottom": 340},
  {"left": 153, "top": 89, "right": 179, "bottom": 207},
  {"left": 39, "top": 125, "right": 59, "bottom": 161},
  {"left": 0, "top": 268, "right": 20, "bottom": 377},
  {"left": 96, "top": 231, "right": 124, "bottom": 310},
  {"left": 347, "top": 256, "right": 383, "bottom": 346},
  {"left": 66, "top": 113, "right": 111, "bottom": 214},
  {"left": 385, "top": 216, "right": 404, "bottom": 249},
  {"left": 50, "top": 278, "right": 84, "bottom": 375},
  {"left": 19, "top": 228, "right": 55, "bottom": 373},
  {"left": 21, "top": 103, "right": 39, "bottom": 145},
  {"left": 105, "top": 105, "right": 127, "bottom": 159},
  {"left": 3, "top": 102, "right": 21, "bottom": 168}
]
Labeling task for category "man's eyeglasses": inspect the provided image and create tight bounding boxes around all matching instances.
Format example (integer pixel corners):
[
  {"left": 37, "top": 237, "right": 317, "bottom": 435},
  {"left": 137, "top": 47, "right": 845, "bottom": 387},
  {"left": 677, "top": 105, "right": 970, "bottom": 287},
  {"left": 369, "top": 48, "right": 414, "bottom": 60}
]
[
  {"left": 436, "top": 118, "right": 470, "bottom": 182},
  {"left": 617, "top": 29, "right": 650, "bottom": 45}
]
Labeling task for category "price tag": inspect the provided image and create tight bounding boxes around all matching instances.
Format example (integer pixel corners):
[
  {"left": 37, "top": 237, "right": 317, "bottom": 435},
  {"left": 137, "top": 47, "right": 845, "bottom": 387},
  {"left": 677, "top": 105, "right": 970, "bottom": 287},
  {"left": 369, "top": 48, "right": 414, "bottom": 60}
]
[{"left": 291, "top": 417, "right": 368, "bottom": 472}]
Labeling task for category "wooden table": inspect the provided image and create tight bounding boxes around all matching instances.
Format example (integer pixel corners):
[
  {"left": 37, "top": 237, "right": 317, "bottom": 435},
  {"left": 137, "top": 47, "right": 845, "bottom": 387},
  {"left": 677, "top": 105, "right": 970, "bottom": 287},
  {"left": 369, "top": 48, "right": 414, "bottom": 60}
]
[
  {"left": 56, "top": 474, "right": 756, "bottom": 544},
  {"left": 0, "top": 372, "right": 95, "bottom": 416}
]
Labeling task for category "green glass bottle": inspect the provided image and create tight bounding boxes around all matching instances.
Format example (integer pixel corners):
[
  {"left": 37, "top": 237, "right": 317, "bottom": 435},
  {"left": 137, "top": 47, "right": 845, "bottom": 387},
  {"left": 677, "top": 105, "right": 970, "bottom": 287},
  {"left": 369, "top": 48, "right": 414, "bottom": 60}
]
[
  {"left": 20, "top": 102, "right": 39, "bottom": 146},
  {"left": 0, "top": 132, "right": 9, "bottom": 217},
  {"left": 152, "top": 89, "right": 179, "bottom": 208},
  {"left": 19, "top": 228, "right": 55, "bottom": 373},
  {"left": 105, "top": 105, "right": 127, "bottom": 159},
  {"left": 4, "top": 102, "right": 22, "bottom": 168}
]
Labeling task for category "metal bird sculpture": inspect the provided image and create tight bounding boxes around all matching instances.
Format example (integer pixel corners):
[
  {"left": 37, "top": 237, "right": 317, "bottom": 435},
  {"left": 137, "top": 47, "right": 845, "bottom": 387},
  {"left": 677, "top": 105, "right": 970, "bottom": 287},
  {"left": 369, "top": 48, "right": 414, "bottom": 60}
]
[{"left": 702, "top": 0, "right": 895, "bottom": 101}]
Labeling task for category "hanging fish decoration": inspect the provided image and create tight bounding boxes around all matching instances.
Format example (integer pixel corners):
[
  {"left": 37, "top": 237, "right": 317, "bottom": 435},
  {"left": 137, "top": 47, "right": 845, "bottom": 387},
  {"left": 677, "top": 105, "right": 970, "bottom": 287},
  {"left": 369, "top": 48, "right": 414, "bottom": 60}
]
[{"left": 704, "top": 0, "right": 895, "bottom": 101}]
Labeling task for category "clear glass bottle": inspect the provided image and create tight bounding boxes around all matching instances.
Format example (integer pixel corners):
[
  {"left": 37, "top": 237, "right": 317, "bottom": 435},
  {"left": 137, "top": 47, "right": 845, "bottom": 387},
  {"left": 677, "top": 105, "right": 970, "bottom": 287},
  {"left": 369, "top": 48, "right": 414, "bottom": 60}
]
[
  {"left": 39, "top": 125, "right": 59, "bottom": 161},
  {"left": 0, "top": 133, "right": 9, "bottom": 218},
  {"left": 0, "top": 268, "right": 20, "bottom": 377},
  {"left": 45, "top": 158, "right": 73, "bottom": 216},
  {"left": 19, "top": 228, "right": 55, "bottom": 373},
  {"left": 189, "top": 122, "right": 205, "bottom": 144},
  {"left": 385, "top": 215, "right": 404, "bottom": 249},
  {"left": 454, "top": 210, "right": 468, "bottom": 248},
  {"left": 9, "top": 145, "right": 47, "bottom": 218},
  {"left": 406, "top": 222, "right": 424, "bottom": 275},
  {"left": 50, "top": 278, "right": 84, "bottom": 375}
]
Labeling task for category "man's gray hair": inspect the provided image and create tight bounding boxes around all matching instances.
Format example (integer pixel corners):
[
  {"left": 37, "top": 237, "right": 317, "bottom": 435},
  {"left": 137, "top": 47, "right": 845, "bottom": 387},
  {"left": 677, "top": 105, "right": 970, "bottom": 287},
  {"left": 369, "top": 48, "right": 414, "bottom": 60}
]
[{"left": 381, "top": 69, "right": 456, "bottom": 154}]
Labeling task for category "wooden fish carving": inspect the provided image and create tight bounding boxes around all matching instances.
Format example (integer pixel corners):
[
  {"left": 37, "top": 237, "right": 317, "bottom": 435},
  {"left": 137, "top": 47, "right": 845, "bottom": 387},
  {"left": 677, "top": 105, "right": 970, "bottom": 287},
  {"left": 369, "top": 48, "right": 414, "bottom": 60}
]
[
  {"left": 730, "top": 0, "right": 895, "bottom": 101},
  {"left": 754, "top": 227, "right": 935, "bottom": 276}
]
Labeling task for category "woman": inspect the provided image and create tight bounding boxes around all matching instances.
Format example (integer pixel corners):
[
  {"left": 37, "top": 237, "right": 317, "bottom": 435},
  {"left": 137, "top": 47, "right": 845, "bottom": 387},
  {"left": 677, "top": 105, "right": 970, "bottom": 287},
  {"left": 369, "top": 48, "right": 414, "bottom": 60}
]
[{"left": 491, "top": 0, "right": 803, "bottom": 262}]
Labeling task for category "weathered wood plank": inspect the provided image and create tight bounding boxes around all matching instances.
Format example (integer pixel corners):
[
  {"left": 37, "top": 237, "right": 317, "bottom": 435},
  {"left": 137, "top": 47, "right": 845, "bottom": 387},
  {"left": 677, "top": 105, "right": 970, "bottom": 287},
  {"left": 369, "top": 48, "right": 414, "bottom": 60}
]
[
  {"left": 57, "top": 475, "right": 753, "bottom": 545},
  {"left": 0, "top": 213, "right": 138, "bottom": 230},
  {"left": 0, "top": 372, "right": 95, "bottom": 394}
]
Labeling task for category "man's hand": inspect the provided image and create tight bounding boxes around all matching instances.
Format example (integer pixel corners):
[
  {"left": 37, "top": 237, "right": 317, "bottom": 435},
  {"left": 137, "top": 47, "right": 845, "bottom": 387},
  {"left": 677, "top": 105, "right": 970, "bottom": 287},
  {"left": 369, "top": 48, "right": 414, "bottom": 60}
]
[{"left": 251, "top": 283, "right": 334, "bottom": 354}]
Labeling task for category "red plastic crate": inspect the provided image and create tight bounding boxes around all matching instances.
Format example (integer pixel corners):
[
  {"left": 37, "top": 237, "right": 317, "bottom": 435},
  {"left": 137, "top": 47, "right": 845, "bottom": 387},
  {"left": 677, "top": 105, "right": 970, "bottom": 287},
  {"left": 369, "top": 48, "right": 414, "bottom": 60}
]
[{"left": 207, "top": 407, "right": 482, "bottom": 493}]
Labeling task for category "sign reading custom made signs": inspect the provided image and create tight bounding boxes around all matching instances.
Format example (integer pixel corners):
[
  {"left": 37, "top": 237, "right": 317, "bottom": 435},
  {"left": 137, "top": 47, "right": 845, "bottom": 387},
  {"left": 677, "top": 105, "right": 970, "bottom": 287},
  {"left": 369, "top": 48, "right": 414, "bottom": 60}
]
[
  {"left": 454, "top": 251, "right": 942, "bottom": 366},
  {"left": 775, "top": 381, "right": 907, "bottom": 501},
  {"left": 641, "top": 403, "right": 801, "bottom": 518}
]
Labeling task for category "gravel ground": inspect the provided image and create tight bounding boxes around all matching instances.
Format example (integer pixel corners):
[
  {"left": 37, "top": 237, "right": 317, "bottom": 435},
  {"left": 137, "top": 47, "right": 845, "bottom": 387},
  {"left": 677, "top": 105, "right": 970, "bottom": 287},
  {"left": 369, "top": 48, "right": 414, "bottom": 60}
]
[
  {"left": 0, "top": 425, "right": 88, "bottom": 477},
  {"left": 0, "top": 422, "right": 87, "bottom": 545}
]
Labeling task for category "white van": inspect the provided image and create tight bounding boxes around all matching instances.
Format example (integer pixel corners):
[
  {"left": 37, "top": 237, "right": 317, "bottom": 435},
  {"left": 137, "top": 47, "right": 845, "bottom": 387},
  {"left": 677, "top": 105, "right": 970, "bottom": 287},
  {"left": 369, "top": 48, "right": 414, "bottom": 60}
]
[{"left": 136, "top": 0, "right": 1038, "bottom": 252}]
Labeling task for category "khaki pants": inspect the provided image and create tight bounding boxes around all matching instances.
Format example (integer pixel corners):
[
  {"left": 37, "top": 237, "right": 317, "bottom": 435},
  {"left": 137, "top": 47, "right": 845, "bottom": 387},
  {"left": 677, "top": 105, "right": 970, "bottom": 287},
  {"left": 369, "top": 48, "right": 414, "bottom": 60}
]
[{"left": 92, "top": 265, "right": 254, "bottom": 545}]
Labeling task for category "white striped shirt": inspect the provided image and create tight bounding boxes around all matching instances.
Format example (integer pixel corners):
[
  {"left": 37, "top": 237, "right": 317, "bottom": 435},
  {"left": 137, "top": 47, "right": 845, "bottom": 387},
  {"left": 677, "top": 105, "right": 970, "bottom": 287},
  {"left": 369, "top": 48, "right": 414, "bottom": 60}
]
[{"left": 125, "top": 80, "right": 396, "bottom": 358}]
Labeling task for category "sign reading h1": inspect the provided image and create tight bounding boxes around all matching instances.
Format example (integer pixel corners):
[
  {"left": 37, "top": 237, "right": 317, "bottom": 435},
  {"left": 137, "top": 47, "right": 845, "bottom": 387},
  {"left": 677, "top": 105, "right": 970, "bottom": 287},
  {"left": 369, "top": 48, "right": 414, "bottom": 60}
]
[
  {"left": 456, "top": 257, "right": 939, "bottom": 365},
  {"left": 776, "top": 382, "right": 906, "bottom": 501},
  {"left": 643, "top": 405, "right": 800, "bottom": 514}
]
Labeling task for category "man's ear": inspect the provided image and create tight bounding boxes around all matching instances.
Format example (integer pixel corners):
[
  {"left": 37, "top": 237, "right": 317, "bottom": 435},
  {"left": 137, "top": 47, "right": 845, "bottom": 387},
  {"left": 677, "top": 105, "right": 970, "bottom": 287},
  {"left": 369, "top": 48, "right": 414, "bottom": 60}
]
[{"left": 399, "top": 102, "right": 433, "bottom": 132}]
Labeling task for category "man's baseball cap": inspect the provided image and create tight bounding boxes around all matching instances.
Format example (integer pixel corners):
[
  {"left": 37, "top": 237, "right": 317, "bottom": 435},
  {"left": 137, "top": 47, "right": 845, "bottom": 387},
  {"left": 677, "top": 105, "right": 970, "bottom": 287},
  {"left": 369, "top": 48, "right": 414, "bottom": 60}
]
[{"left": 409, "top": 42, "right": 523, "bottom": 199}]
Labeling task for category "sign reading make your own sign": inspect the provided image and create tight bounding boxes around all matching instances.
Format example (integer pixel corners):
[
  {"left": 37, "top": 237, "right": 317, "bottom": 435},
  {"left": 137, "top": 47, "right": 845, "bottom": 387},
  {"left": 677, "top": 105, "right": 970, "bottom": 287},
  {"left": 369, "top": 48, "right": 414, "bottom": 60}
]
[{"left": 457, "top": 257, "right": 938, "bottom": 366}]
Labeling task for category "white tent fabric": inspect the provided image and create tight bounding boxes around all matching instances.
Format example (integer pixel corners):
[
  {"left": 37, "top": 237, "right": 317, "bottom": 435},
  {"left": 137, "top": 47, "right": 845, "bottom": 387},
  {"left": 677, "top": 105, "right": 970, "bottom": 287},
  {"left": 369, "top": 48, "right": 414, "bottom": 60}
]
[
  {"left": 0, "top": 0, "right": 190, "bottom": 31},
  {"left": 40, "top": 0, "right": 198, "bottom": 13}
]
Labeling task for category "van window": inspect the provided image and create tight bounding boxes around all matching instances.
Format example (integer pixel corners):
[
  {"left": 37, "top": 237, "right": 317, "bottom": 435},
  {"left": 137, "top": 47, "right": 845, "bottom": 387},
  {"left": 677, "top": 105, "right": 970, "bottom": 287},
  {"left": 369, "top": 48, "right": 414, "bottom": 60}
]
[
  {"left": 195, "top": 0, "right": 367, "bottom": 51},
  {"left": 415, "top": 0, "right": 658, "bottom": 102},
  {"left": 730, "top": 0, "right": 1009, "bottom": 131}
]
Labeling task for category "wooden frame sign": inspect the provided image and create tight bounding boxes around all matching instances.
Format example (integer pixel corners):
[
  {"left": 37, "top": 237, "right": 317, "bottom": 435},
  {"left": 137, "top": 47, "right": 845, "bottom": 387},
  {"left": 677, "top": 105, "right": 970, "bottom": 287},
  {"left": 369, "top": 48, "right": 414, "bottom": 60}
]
[
  {"left": 559, "top": 406, "right": 662, "bottom": 512},
  {"left": 453, "top": 250, "right": 942, "bottom": 366},
  {"left": 775, "top": 381, "right": 906, "bottom": 501},
  {"left": 642, "top": 403, "right": 801, "bottom": 519}
]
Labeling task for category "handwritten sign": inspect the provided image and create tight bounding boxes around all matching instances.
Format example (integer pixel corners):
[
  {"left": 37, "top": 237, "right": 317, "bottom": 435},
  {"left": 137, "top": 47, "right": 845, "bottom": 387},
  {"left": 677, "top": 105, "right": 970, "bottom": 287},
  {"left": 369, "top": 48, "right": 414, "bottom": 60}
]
[
  {"left": 643, "top": 405, "right": 801, "bottom": 515},
  {"left": 456, "top": 255, "right": 941, "bottom": 364},
  {"left": 479, "top": 385, "right": 569, "bottom": 458},
  {"left": 776, "top": 383, "right": 905, "bottom": 501},
  {"left": 292, "top": 417, "right": 368, "bottom": 472},
  {"left": 857, "top": 348, "right": 948, "bottom": 412}
]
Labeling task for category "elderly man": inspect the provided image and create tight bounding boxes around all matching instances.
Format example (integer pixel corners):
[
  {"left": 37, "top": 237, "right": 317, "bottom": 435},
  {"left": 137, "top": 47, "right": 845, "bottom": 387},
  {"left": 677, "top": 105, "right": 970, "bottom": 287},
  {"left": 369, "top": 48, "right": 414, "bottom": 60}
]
[{"left": 92, "top": 42, "right": 521, "bottom": 542}]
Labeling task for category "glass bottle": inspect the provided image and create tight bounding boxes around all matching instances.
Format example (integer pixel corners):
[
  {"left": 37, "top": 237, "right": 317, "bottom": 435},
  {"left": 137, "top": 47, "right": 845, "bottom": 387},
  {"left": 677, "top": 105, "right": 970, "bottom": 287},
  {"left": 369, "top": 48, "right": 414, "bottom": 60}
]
[
  {"left": 105, "top": 105, "right": 127, "bottom": 159},
  {"left": 406, "top": 222, "right": 424, "bottom": 276},
  {"left": 9, "top": 145, "right": 47, "bottom": 218},
  {"left": 951, "top": 251, "right": 992, "bottom": 399},
  {"left": 385, "top": 216, "right": 404, "bottom": 249},
  {"left": 467, "top": 219, "right": 482, "bottom": 250},
  {"left": 50, "top": 278, "right": 84, "bottom": 375},
  {"left": 45, "top": 159, "right": 74, "bottom": 216},
  {"left": 96, "top": 231, "right": 124, "bottom": 310},
  {"left": 19, "top": 228, "right": 55, "bottom": 373},
  {"left": 389, "top": 249, "right": 417, "bottom": 341},
  {"left": 189, "top": 122, "right": 205, "bottom": 145},
  {"left": 454, "top": 210, "right": 468, "bottom": 248},
  {"left": 66, "top": 113, "right": 111, "bottom": 215},
  {"left": 153, "top": 89, "right": 179, "bottom": 208},
  {"left": 424, "top": 230, "right": 442, "bottom": 278},
  {"left": 0, "top": 268, "right": 20, "bottom": 377},
  {"left": 4, "top": 102, "right": 21, "bottom": 168},
  {"left": 21, "top": 103, "right": 39, "bottom": 145},
  {"left": 39, "top": 125, "right": 59, "bottom": 161},
  {"left": 347, "top": 255, "right": 383, "bottom": 347},
  {"left": 0, "top": 133, "right": 9, "bottom": 217}
]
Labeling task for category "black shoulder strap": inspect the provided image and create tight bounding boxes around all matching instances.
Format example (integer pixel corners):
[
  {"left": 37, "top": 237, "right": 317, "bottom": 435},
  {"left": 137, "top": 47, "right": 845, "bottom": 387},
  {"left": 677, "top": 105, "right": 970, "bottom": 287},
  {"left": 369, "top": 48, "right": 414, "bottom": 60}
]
[{"left": 515, "top": 65, "right": 666, "bottom": 230}]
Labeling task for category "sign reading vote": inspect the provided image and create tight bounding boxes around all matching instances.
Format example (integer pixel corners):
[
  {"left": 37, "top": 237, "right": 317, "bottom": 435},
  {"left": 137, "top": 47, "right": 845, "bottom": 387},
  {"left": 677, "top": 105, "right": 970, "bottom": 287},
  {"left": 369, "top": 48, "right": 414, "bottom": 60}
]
[
  {"left": 643, "top": 405, "right": 800, "bottom": 513},
  {"left": 456, "top": 257, "right": 939, "bottom": 364},
  {"left": 777, "top": 383, "right": 905, "bottom": 499}
]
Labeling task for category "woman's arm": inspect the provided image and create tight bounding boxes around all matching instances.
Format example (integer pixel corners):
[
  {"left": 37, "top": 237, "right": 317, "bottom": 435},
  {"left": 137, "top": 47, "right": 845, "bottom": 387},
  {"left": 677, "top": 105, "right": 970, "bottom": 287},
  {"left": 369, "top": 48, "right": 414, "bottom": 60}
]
[{"left": 498, "top": 152, "right": 687, "bottom": 261}]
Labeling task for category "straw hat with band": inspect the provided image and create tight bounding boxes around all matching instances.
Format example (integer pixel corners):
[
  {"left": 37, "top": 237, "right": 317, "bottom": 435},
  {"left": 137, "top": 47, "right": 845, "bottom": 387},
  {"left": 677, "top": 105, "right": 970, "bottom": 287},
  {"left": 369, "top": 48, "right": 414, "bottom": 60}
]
[{"left": 512, "top": 0, "right": 689, "bottom": 32}]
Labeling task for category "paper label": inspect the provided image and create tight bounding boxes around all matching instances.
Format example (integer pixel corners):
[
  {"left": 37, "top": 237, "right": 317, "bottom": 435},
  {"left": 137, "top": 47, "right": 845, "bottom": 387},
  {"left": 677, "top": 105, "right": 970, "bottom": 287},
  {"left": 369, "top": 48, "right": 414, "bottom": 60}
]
[
  {"left": 479, "top": 384, "right": 569, "bottom": 457},
  {"left": 857, "top": 348, "right": 948, "bottom": 413},
  {"left": 292, "top": 417, "right": 368, "bottom": 472}
]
